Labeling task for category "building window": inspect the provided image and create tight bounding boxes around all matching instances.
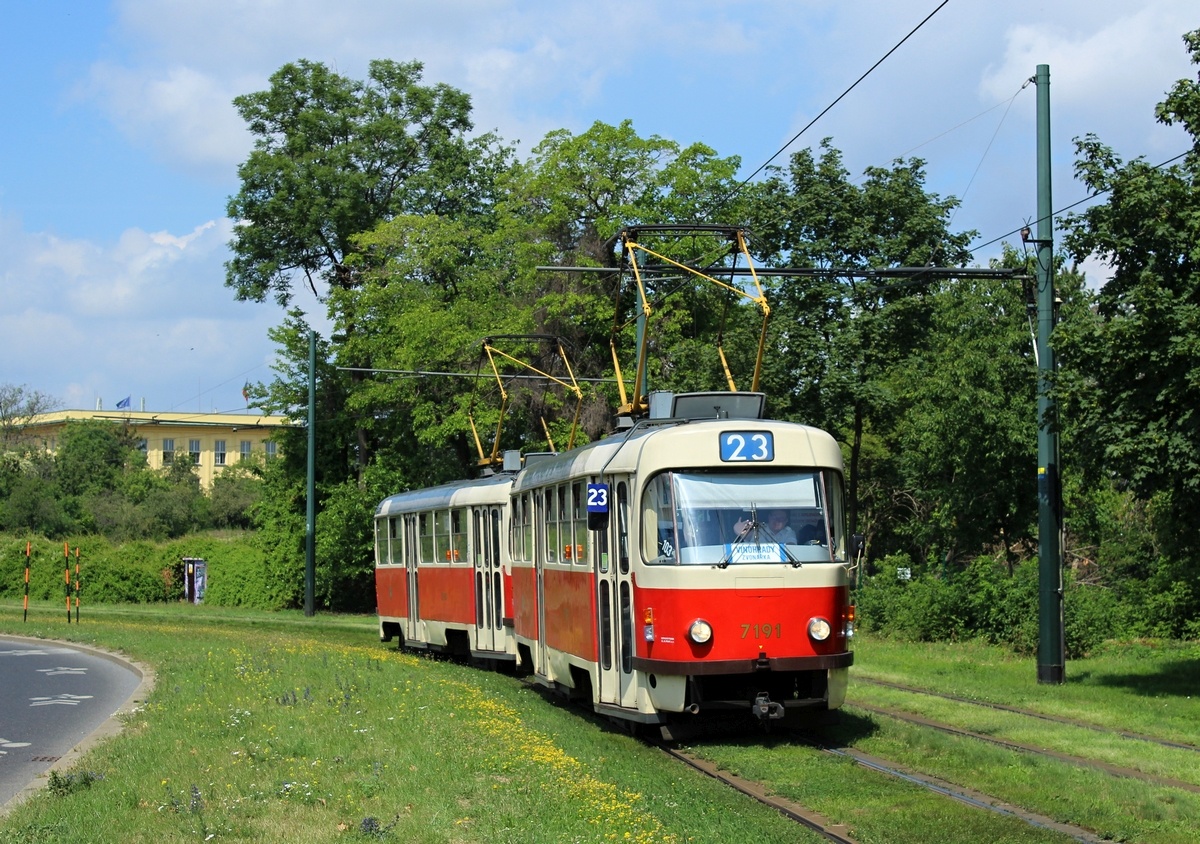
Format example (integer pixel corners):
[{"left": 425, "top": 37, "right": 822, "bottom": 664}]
[
  {"left": 162, "top": 438, "right": 175, "bottom": 463},
  {"left": 137, "top": 438, "right": 148, "bottom": 454},
  {"left": 189, "top": 439, "right": 201, "bottom": 465},
  {"left": 240, "top": 440, "right": 252, "bottom": 461},
  {"left": 265, "top": 441, "right": 277, "bottom": 460},
  {"left": 214, "top": 440, "right": 226, "bottom": 466}
]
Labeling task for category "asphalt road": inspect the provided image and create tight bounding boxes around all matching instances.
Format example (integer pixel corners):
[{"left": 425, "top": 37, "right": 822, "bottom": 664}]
[{"left": 0, "top": 635, "right": 145, "bottom": 811}]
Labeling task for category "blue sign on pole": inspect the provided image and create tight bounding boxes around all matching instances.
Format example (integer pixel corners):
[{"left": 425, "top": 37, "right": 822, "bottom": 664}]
[{"left": 586, "top": 483, "right": 610, "bottom": 513}]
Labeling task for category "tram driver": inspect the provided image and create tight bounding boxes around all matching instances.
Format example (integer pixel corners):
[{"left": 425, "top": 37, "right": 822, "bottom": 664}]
[{"left": 733, "top": 509, "right": 797, "bottom": 544}]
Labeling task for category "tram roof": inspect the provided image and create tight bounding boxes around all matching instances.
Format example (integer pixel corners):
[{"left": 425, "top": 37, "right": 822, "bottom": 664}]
[
  {"left": 511, "top": 417, "right": 842, "bottom": 494},
  {"left": 375, "top": 472, "right": 514, "bottom": 517}
]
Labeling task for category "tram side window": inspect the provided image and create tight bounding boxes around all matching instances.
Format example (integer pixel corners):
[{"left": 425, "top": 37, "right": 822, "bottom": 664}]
[
  {"left": 522, "top": 492, "right": 534, "bottom": 562},
  {"left": 509, "top": 497, "right": 521, "bottom": 562},
  {"left": 642, "top": 472, "right": 676, "bottom": 563},
  {"left": 572, "top": 481, "right": 588, "bottom": 565},
  {"left": 435, "top": 510, "right": 453, "bottom": 563},
  {"left": 490, "top": 508, "right": 502, "bottom": 565},
  {"left": 511, "top": 493, "right": 529, "bottom": 563},
  {"left": 560, "top": 485, "right": 577, "bottom": 563},
  {"left": 389, "top": 517, "right": 402, "bottom": 565},
  {"left": 406, "top": 514, "right": 417, "bottom": 567},
  {"left": 822, "top": 471, "right": 847, "bottom": 559},
  {"left": 545, "top": 489, "right": 558, "bottom": 563},
  {"left": 419, "top": 512, "right": 434, "bottom": 564},
  {"left": 616, "top": 481, "right": 630, "bottom": 575},
  {"left": 450, "top": 508, "right": 467, "bottom": 564},
  {"left": 373, "top": 519, "right": 385, "bottom": 566}
]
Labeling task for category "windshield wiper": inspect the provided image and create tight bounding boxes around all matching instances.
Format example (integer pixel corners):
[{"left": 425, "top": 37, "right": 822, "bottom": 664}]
[
  {"left": 718, "top": 504, "right": 758, "bottom": 569},
  {"left": 716, "top": 505, "right": 803, "bottom": 568}
]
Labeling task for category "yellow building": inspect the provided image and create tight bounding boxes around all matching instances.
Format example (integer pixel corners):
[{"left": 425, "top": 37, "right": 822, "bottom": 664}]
[{"left": 14, "top": 409, "right": 293, "bottom": 490}]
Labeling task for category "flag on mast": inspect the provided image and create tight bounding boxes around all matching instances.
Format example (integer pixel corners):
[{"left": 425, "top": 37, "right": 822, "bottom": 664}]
[
  {"left": 242, "top": 382, "right": 251, "bottom": 403},
  {"left": 116, "top": 396, "right": 131, "bottom": 409}
]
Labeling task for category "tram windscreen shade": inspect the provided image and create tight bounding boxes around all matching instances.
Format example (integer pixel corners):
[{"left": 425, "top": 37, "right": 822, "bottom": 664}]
[
  {"left": 670, "top": 472, "right": 820, "bottom": 508},
  {"left": 671, "top": 392, "right": 765, "bottom": 420}
]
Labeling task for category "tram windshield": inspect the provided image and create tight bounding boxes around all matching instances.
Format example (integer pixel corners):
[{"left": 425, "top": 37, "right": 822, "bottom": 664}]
[{"left": 641, "top": 469, "right": 845, "bottom": 565}]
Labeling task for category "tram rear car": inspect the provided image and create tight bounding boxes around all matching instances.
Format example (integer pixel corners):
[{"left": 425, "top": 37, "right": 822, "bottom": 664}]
[
  {"left": 374, "top": 473, "right": 515, "bottom": 665},
  {"left": 511, "top": 403, "right": 854, "bottom": 731}
]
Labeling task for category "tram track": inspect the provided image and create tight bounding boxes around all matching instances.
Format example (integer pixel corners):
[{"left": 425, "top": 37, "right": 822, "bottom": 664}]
[
  {"left": 654, "top": 740, "right": 859, "bottom": 844},
  {"left": 782, "top": 730, "right": 1110, "bottom": 844},
  {"left": 846, "top": 699, "right": 1200, "bottom": 794},
  {"left": 853, "top": 676, "right": 1200, "bottom": 753},
  {"left": 521, "top": 673, "right": 1122, "bottom": 842},
  {"left": 658, "top": 727, "right": 1109, "bottom": 844}
]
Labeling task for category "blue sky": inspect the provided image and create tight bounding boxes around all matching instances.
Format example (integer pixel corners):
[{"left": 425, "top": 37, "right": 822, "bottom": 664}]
[{"left": 1, "top": 0, "right": 1195, "bottom": 414}]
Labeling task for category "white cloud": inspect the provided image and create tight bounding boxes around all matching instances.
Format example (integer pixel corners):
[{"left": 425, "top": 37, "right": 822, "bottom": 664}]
[
  {"left": 0, "top": 211, "right": 279, "bottom": 410},
  {"left": 981, "top": 4, "right": 1195, "bottom": 152},
  {"left": 78, "top": 61, "right": 251, "bottom": 177}
]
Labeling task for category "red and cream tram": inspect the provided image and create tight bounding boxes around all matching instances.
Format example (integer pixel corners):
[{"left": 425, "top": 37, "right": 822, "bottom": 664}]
[
  {"left": 375, "top": 392, "right": 855, "bottom": 732},
  {"left": 375, "top": 468, "right": 516, "bottom": 665}
]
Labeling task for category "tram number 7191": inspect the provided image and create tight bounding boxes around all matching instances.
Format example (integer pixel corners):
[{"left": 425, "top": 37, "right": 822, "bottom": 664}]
[{"left": 741, "top": 623, "right": 782, "bottom": 639}]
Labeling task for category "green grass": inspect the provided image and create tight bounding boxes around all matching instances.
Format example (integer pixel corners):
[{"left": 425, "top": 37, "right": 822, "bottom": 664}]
[
  {"left": 853, "top": 637, "right": 1200, "bottom": 744},
  {"left": 684, "top": 636, "right": 1200, "bottom": 844},
  {"left": 0, "top": 601, "right": 818, "bottom": 843},
  {"left": 2, "top": 602, "right": 1198, "bottom": 843}
]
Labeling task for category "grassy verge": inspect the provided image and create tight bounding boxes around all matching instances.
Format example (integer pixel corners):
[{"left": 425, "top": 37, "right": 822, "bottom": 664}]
[
  {"left": 3, "top": 602, "right": 1197, "bottom": 843},
  {"left": 686, "top": 636, "right": 1200, "bottom": 844},
  {"left": 0, "top": 601, "right": 817, "bottom": 844},
  {"left": 852, "top": 637, "right": 1200, "bottom": 743}
]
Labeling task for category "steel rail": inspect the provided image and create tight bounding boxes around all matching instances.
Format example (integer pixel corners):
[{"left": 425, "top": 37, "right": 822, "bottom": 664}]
[{"left": 854, "top": 677, "right": 1200, "bottom": 752}]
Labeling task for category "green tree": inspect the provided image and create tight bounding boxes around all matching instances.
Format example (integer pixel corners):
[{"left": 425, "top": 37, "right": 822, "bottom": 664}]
[
  {"left": 0, "top": 383, "right": 59, "bottom": 451},
  {"left": 210, "top": 461, "right": 264, "bottom": 530},
  {"left": 887, "top": 249, "right": 1041, "bottom": 566},
  {"left": 746, "top": 141, "right": 974, "bottom": 549},
  {"left": 228, "top": 58, "right": 514, "bottom": 485},
  {"left": 54, "top": 419, "right": 138, "bottom": 499},
  {"left": 1060, "top": 28, "right": 1200, "bottom": 552},
  {"left": 226, "top": 58, "right": 509, "bottom": 306}
]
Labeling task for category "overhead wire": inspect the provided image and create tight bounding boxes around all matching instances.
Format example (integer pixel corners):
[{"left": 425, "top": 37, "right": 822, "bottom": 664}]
[
  {"left": 948, "top": 81, "right": 1030, "bottom": 230},
  {"left": 967, "top": 150, "right": 1191, "bottom": 255},
  {"left": 729, "top": 0, "right": 952, "bottom": 194}
]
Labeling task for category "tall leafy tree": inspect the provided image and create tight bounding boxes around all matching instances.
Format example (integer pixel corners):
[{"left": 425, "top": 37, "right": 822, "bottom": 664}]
[
  {"left": 1060, "top": 28, "right": 1200, "bottom": 550},
  {"left": 226, "top": 58, "right": 509, "bottom": 305},
  {"left": 887, "top": 248, "right": 1050, "bottom": 567},
  {"left": 746, "top": 141, "right": 974, "bottom": 545},
  {"left": 501, "top": 120, "right": 752, "bottom": 412}
]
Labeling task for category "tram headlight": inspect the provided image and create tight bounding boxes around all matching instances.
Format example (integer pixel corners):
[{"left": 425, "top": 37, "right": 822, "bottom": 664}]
[
  {"left": 687, "top": 619, "right": 713, "bottom": 645},
  {"left": 807, "top": 617, "right": 832, "bottom": 642}
]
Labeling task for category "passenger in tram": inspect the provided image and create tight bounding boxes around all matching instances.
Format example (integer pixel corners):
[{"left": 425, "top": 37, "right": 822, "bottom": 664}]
[
  {"left": 733, "top": 509, "right": 797, "bottom": 544},
  {"left": 795, "top": 515, "right": 825, "bottom": 545}
]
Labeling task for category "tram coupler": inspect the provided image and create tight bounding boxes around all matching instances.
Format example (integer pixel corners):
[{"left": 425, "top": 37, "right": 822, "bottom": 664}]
[{"left": 752, "top": 692, "right": 784, "bottom": 721}]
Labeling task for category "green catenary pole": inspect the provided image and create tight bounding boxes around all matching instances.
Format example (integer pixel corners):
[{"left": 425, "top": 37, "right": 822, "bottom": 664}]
[
  {"left": 74, "top": 547, "right": 81, "bottom": 623},
  {"left": 1035, "top": 64, "right": 1065, "bottom": 684},
  {"left": 305, "top": 328, "right": 316, "bottom": 617},
  {"left": 24, "top": 541, "right": 30, "bottom": 622}
]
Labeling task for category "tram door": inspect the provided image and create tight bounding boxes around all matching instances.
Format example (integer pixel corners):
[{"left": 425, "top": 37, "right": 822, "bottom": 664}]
[
  {"left": 473, "top": 506, "right": 503, "bottom": 653},
  {"left": 534, "top": 492, "right": 549, "bottom": 676},
  {"left": 596, "top": 478, "right": 636, "bottom": 708},
  {"left": 404, "top": 514, "right": 421, "bottom": 643}
]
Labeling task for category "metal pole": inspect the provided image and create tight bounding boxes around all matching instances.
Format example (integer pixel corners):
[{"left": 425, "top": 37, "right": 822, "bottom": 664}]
[
  {"left": 1035, "top": 64, "right": 1065, "bottom": 684},
  {"left": 305, "top": 328, "right": 316, "bottom": 617},
  {"left": 24, "top": 541, "right": 30, "bottom": 623}
]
